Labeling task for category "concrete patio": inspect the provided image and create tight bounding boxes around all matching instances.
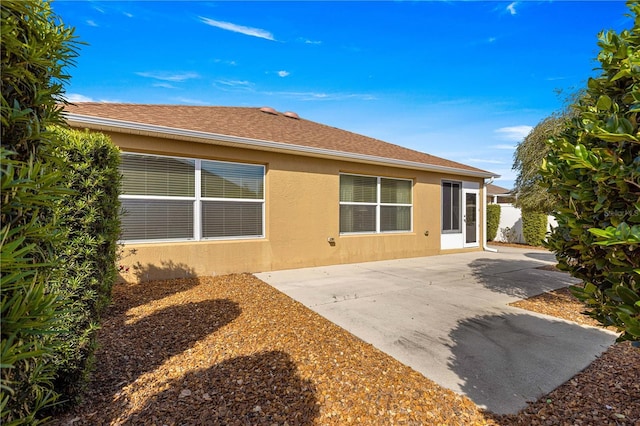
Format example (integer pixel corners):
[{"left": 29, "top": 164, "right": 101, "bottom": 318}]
[{"left": 256, "top": 246, "right": 618, "bottom": 414}]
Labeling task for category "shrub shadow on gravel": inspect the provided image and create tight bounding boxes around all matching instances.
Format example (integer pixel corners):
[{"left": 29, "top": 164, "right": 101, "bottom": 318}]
[
  {"left": 105, "top": 299, "right": 241, "bottom": 383},
  {"left": 63, "top": 280, "right": 242, "bottom": 425},
  {"left": 447, "top": 312, "right": 616, "bottom": 415},
  {"left": 123, "top": 350, "right": 319, "bottom": 425},
  {"left": 113, "top": 266, "right": 199, "bottom": 311}
]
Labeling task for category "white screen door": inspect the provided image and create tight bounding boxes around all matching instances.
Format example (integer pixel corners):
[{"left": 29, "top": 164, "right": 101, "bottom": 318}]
[{"left": 463, "top": 189, "right": 479, "bottom": 247}]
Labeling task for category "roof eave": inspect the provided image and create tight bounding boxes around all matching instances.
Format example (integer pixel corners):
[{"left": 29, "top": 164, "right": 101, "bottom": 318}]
[{"left": 64, "top": 113, "right": 500, "bottom": 179}]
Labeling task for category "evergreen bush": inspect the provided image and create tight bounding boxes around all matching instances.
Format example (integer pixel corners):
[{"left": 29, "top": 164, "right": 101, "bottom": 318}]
[
  {"left": 486, "top": 204, "right": 501, "bottom": 241},
  {"left": 522, "top": 210, "right": 548, "bottom": 247},
  {"left": 541, "top": 2, "right": 640, "bottom": 341},
  {"left": 47, "top": 127, "right": 121, "bottom": 406}
]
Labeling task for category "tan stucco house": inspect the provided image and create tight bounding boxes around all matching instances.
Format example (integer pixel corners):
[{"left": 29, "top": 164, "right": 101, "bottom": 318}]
[{"left": 63, "top": 103, "right": 499, "bottom": 281}]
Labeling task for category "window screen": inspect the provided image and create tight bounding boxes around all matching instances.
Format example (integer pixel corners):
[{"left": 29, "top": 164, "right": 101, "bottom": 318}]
[{"left": 442, "top": 181, "right": 461, "bottom": 232}]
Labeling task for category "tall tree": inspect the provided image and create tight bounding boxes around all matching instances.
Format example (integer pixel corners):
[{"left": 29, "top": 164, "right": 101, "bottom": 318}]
[
  {"left": 512, "top": 114, "right": 566, "bottom": 213},
  {"left": 541, "top": 1, "right": 640, "bottom": 342}
]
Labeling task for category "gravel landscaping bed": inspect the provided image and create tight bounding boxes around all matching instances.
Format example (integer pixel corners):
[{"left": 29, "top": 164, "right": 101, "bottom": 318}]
[{"left": 49, "top": 274, "right": 639, "bottom": 425}]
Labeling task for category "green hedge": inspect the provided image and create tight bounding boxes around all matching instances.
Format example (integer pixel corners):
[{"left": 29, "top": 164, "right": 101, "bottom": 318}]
[
  {"left": 522, "top": 210, "right": 548, "bottom": 246},
  {"left": 486, "top": 204, "right": 501, "bottom": 241},
  {"left": 47, "top": 127, "right": 121, "bottom": 406}
]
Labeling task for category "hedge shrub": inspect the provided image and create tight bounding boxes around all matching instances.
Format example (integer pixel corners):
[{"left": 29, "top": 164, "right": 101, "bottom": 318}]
[
  {"left": 46, "top": 127, "right": 121, "bottom": 406},
  {"left": 486, "top": 204, "right": 501, "bottom": 241},
  {"left": 1, "top": 0, "right": 78, "bottom": 423},
  {"left": 522, "top": 210, "right": 547, "bottom": 247}
]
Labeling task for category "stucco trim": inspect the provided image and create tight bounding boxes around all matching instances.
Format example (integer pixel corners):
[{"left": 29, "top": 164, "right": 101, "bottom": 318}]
[{"left": 65, "top": 113, "right": 500, "bottom": 179}]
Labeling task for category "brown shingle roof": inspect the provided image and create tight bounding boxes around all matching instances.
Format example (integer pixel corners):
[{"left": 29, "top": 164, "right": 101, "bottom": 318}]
[
  {"left": 486, "top": 184, "right": 512, "bottom": 195},
  {"left": 63, "top": 103, "right": 495, "bottom": 176}
]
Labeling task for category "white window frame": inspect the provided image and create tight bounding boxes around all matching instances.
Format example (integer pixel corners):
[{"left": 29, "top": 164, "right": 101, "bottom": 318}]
[
  {"left": 119, "top": 152, "right": 265, "bottom": 243},
  {"left": 339, "top": 173, "right": 413, "bottom": 235}
]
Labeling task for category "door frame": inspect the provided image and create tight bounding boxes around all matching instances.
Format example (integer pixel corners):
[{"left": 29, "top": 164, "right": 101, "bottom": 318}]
[{"left": 463, "top": 188, "right": 479, "bottom": 248}]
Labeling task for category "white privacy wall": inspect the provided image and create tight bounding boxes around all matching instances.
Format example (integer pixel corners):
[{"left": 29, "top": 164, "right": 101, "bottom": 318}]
[{"left": 493, "top": 203, "right": 556, "bottom": 244}]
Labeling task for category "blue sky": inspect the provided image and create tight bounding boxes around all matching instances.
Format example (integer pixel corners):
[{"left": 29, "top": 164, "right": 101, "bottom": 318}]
[{"left": 54, "top": 1, "right": 631, "bottom": 188}]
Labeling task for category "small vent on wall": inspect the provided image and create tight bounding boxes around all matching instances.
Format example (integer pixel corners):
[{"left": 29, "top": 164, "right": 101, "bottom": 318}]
[
  {"left": 259, "top": 106, "right": 278, "bottom": 115},
  {"left": 283, "top": 111, "right": 299, "bottom": 119}
]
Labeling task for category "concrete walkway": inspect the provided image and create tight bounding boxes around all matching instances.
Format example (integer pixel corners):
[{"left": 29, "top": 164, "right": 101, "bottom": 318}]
[{"left": 256, "top": 247, "right": 618, "bottom": 415}]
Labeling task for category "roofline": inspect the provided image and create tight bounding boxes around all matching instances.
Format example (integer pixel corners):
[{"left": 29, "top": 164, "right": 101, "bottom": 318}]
[{"left": 64, "top": 113, "right": 500, "bottom": 179}]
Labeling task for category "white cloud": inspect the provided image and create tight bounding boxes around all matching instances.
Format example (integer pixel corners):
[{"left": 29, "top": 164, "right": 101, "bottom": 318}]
[
  {"left": 172, "top": 97, "right": 208, "bottom": 105},
  {"left": 494, "top": 125, "right": 533, "bottom": 142},
  {"left": 488, "top": 37, "right": 497, "bottom": 43},
  {"left": 490, "top": 144, "right": 517, "bottom": 150},
  {"left": 303, "top": 39, "right": 322, "bottom": 45},
  {"left": 506, "top": 2, "right": 517, "bottom": 15},
  {"left": 136, "top": 71, "right": 200, "bottom": 82},
  {"left": 270, "top": 91, "right": 376, "bottom": 101},
  {"left": 277, "top": 70, "right": 290, "bottom": 78},
  {"left": 215, "top": 79, "right": 253, "bottom": 88},
  {"left": 65, "top": 93, "right": 95, "bottom": 102},
  {"left": 153, "top": 82, "right": 177, "bottom": 89},
  {"left": 123, "top": 12, "right": 133, "bottom": 18},
  {"left": 213, "top": 59, "right": 237, "bottom": 66},
  {"left": 199, "top": 17, "right": 275, "bottom": 41},
  {"left": 64, "top": 93, "right": 120, "bottom": 103},
  {"left": 465, "top": 158, "right": 505, "bottom": 164},
  {"left": 86, "top": 20, "right": 98, "bottom": 27}
]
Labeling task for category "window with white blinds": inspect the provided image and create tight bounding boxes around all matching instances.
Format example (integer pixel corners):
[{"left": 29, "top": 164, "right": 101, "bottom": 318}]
[
  {"left": 339, "top": 174, "right": 412, "bottom": 234},
  {"left": 119, "top": 153, "right": 264, "bottom": 242}
]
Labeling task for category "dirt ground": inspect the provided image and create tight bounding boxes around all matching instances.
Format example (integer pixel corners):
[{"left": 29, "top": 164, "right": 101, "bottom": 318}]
[{"left": 49, "top": 273, "right": 639, "bottom": 425}]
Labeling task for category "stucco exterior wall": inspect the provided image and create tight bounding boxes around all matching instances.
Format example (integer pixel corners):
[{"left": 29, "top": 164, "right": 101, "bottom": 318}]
[{"left": 95, "top": 130, "right": 485, "bottom": 282}]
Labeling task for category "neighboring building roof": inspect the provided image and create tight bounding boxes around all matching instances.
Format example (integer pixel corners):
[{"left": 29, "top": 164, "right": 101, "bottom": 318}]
[
  {"left": 486, "top": 184, "right": 512, "bottom": 195},
  {"left": 63, "top": 103, "right": 499, "bottom": 178}
]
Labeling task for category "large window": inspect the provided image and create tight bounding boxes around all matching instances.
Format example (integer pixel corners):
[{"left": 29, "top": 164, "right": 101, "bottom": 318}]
[
  {"left": 120, "top": 153, "right": 264, "bottom": 242},
  {"left": 340, "top": 174, "right": 412, "bottom": 234},
  {"left": 442, "top": 181, "right": 461, "bottom": 233}
]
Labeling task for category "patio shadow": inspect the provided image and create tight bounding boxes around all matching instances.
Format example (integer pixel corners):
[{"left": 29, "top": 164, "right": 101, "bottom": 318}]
[
  {"left": 524, "top": 251, "right": 557, "bottom": 263},
  {"left": 468, "top": 257, "right": 578, "bottom": 299},
  {"left": 447, "top": 311, "right": 615, "bottom": 415}
]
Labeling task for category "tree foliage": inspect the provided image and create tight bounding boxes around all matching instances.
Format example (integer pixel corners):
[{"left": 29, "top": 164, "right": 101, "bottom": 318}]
[
  {"left": 1, "top": 0, "right": 79, "bottom": 423},
  {"left": 541, "top": 2, "right": 640, "bottom": 342},
  {"left": 513, "top": 115, "right": 567, "bottom": 213}
]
